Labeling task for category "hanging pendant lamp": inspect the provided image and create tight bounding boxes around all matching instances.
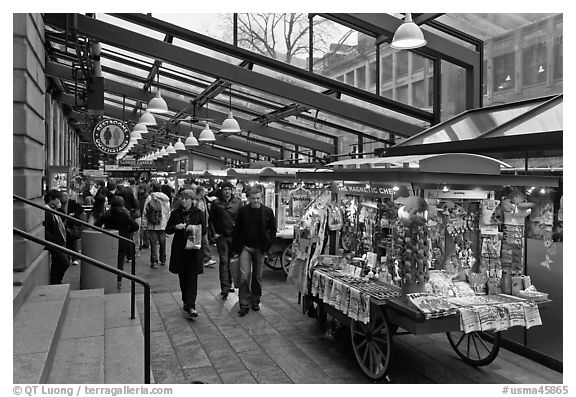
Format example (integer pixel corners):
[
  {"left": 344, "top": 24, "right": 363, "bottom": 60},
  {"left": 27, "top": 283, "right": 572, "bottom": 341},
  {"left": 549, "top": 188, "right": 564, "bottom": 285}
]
[
  {"left": 185, "top": 131, "right": 199, "bottom": 147},
  {"left": 174, "top": 137, "right": 186, "bottom": 151},
  {"left": 138, "top": 111, "right": 157, "bottom": 126},
  {"left": 166, "top": 142, "right": 177, "bottom": 154},
  {"left": 130, "top": 129, "right": 142, "bottom": 140},
  {"left": 132, "top": 123, "right": 148, "bottom": 134},
  {"left": 147, "top": 73, "right": 169, "bottom": 114},
  {"left": 220, "top": 85, "right": 241, "bottom": 133},
  {"left": 160, "top": 146, "right": 168, "bottom": 157},
  {"left": 198, "top": 121, "right": 216, "bottom": 142},
  {"left": 391, "top": 13, "right": 427, "bottom": 50}
]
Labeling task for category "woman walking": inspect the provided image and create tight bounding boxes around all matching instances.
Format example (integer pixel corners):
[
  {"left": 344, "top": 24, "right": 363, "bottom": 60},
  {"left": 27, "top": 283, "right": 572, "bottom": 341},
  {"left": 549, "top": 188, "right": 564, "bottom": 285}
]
[{"left": 166, "top": 189, "right": 206, "bottom": 318}]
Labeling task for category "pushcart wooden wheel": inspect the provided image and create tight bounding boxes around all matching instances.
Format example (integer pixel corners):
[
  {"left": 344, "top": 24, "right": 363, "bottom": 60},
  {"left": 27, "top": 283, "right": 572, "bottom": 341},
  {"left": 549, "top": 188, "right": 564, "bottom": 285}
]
[
  {"left": 281, "top": 243, "right": 294, "bottom": 276},
  {"left": 446, "top": 331, "right": 501, "bottom": 366},
  {"left": 264, "top": 252, "right": 283, "bottom": 271},
  {"left": 350, "top": 308, "right": 392, "bottom": 380}
]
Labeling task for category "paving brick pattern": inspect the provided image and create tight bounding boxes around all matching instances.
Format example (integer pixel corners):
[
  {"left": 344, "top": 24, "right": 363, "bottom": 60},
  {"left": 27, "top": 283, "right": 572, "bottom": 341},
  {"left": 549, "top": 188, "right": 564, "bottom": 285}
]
[{"left": 64, "top": 238, "right": 562, "bottom": 384}]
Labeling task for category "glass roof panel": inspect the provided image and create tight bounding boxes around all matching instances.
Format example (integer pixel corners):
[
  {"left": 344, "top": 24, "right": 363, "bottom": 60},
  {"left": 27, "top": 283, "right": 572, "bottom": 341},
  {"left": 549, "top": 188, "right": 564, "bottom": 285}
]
[
  {"left": 397, "top": 98, "right": 550, "bottom": 146},
  {"left": 485, "top": 101, "right": 563, "bottom": 138},
  {"left": 151, "top": 13, "right": 233, "bottom": 44},
  {"left": 434, "top": 14, "right": 555, "bottom": 41}
]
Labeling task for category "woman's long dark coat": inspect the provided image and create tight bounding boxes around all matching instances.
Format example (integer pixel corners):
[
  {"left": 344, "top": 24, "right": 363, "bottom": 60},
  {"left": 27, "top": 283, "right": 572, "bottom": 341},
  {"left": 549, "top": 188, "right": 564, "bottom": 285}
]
[{"left": 165, "top": 206, "right": 206, "bottom": 275}]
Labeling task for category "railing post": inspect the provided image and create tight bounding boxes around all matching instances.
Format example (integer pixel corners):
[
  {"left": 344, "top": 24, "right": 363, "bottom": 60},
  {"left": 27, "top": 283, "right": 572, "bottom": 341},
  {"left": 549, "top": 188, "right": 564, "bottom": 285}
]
[
  {"left": 144, "top": 284, "right": 151, "bottom": 384},
  {"left": 131, "top": 242, "right": 136, "bottom": 319}
]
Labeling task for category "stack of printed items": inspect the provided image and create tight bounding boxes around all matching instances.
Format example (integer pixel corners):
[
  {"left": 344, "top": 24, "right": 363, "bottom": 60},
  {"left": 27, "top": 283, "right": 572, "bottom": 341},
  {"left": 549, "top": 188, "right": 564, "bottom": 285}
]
[
  {"left": 446, "top": 294, "right": 542, "bottom": 333},
  {"left": 311, "top": 270, "right": 371, "bottom": 324},
  {"left": 404, "top": 293, "right": 459, "bottom": 320}
]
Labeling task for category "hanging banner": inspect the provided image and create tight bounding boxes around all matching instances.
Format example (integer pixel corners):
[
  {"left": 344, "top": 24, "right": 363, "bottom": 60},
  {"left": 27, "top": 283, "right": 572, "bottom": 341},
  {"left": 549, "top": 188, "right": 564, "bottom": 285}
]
[{"left": 92, "top": 119, "right": 130, "bottom": 154}]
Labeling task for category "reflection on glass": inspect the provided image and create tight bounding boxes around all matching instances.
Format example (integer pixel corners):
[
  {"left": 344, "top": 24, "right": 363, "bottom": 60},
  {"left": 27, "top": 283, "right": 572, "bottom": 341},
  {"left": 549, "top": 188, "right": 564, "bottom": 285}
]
[{"left": 441, "top": 61, "right": 466, "bottom": 121}]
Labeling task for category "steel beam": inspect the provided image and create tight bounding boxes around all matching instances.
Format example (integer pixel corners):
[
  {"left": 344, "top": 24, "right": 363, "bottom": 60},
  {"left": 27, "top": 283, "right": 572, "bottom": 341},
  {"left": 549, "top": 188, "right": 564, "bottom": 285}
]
[
  {"left": 44, "top": 13, "right": 425, "bottom": 136},
  {"left": 108, "top": 13, "right": 433, "bottom": 123},
  {"left": 412, "top": 14, "right": 445, "bottom": 25},
  {"left": 46, "top": 61, "right": 335, "bottom": 154}
]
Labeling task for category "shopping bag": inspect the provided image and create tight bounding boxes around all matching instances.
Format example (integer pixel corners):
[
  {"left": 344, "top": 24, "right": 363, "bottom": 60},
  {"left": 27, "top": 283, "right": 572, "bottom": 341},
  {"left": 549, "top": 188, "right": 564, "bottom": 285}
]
[
  {"left": 229, "top": 256, "right": 241, "bottom": 287},
  {"left": 184, "top": 224, "right": 202, "bottom": 250}
]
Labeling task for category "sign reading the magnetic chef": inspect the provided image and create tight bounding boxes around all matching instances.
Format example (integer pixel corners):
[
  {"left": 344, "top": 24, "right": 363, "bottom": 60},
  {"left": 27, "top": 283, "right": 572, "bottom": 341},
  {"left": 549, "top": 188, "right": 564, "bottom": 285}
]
[{"left": 92, "top": 119, "right": 130, "bottom": 154}]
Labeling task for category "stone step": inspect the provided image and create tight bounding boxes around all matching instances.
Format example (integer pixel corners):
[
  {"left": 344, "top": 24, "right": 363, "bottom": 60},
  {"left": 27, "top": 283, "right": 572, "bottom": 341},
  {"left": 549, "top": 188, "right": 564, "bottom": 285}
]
[
  {"left": 13, "top": 284, "right": 70, "bottom": 384},
  {"left": 104, "top": 293, "right": 152, "bottom": 383},
  {"left": 46, "top": 289, "right": 105, "bottom": 383}
]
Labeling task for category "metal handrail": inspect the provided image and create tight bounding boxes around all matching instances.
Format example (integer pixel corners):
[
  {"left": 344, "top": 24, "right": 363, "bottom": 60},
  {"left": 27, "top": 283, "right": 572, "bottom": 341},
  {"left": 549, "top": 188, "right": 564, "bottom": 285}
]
[
  {"left": 13, "top": 194, "right": 137, "bottom": 319},
  {"left": 13, "top": 227, "right": 151, "bottom": 384}
]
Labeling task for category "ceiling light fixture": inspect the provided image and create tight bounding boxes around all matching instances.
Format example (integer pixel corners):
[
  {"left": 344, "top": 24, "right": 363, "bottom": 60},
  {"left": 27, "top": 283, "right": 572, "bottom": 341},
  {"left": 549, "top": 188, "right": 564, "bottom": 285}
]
[
  {"left": 160, "top": 146, "right": 168, "bottom": 157},
  {"left": 138, "top": 111, "right": 157, "bottom": 126},
  {"left": 130, "top": 129, "right": 142, "bottom": 140},
  {"left": 174, "top": 137, "right": 186, "bottom": 151},
  {"left": 132, "top": 122, "right": 148, "bottom": 135},
  {"left": 391, "top": 13, "right": 427, "bottom": 50},
  {"left": 198, "top": 121, "right": 216, "bottom": 142},
  {"left": 185, "top": 118, "right": 199, "bottom": 147},
  {"left": 220, "top": 84, "right": 241, "bottom": 134},
  {"left": 146, "top": 73, "right": 169, "bottom": 114},
  {"left": 166, "top": 142, "right": 177, "bottom": 154}
]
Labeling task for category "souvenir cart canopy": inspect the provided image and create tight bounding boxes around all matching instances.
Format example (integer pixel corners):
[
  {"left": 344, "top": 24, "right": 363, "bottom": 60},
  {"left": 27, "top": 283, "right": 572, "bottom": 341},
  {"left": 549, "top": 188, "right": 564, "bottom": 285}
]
[{"left": 298, "top": 153, "right": 559, "bottom": 190}]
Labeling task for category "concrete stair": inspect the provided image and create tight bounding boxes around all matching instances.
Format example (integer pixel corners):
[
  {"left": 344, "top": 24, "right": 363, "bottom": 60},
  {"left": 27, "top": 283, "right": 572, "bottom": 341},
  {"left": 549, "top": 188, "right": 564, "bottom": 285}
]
[{"left": 13, "top": 285, "right": 151, "bottom": 384}]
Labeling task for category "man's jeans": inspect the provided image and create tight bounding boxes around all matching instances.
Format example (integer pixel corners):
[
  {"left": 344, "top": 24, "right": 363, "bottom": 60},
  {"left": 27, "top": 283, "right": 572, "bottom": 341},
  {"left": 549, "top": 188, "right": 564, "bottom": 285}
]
[
  {"left": 216, "top": 235, "right": 234, "bottom": 292},
  {"left": 148, "top": 230, "right": 166, "bottom": 265},
  {"left": 238, "top": 246, "right": 265, "bottom": 309}
]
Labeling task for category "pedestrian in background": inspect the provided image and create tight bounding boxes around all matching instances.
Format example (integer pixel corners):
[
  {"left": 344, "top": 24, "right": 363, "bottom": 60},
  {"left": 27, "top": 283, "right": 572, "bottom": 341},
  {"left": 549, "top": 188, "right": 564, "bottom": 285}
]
[
  {"left": 89, "top": 188, "right": 108, "bottom": 225},
  {"left": 166, "top": 189, "right": 206, "bottom": 318},
  {"left": 142, "top": 183, "right": 171, "bottom": 268},
  {"left": 196, "top": 185, "right": 216, "bottom": 268},
  {"left": 232, "top": 185, "right": 277, "bottom": 316},
  {"left": 209, "top": 180, "right": 242, "bottom": 299},
  {"left": 95, "top": 196, "right": 139, "bottom": 290},
  {"left": 137, "top": 182, "right": 150, "bottom": 250},
  {"left": 60, "top": 191, "right": 85, "bottom": 266},
  {"left": 44, "top": 190, "right": 69, "bottom": 285}
]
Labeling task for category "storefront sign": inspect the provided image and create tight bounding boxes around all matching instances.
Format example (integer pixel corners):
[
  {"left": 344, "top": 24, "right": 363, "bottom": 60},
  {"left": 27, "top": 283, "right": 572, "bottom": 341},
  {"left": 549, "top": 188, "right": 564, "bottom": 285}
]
[
  {"left": 279, "top": 182, "right": 325, "bottom": 190},
  {"left": 92, "top": 119, "right": 130, "bottom": 154},
  {"left": 118, "top": 159, "right": 154, "bottom": 168},
  {"left": 338, "top": 183, "right": 395, "bottom": 197}
]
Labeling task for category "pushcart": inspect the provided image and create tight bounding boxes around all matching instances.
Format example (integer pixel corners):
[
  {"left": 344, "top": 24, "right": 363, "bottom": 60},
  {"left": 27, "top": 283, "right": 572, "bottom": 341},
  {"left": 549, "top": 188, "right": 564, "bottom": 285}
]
[
  {"left": 305, "top": 268, "right": 547, "bottom": 381},
  {"left": 264, "top": 230, "right": 294, "bottom": 275}
]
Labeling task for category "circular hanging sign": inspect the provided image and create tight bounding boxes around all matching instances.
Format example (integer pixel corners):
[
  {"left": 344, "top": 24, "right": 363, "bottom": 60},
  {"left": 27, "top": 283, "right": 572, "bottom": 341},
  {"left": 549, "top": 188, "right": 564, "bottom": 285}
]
[{"left": 92, "top": 119, "right": 130, "bottom": 154}]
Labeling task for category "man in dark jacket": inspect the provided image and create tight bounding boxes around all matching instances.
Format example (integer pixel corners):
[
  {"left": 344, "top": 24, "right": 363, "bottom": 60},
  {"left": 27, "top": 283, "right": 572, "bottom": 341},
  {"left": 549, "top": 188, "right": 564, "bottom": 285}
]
[
  {"left": 209, "top": 180, "right": 243, "bottom": 299},
  {"left": 44, "top": 190, "right": 69, "bottom": 284},
  {"left": 232, "top": 185, "right": 277, "bottom": 316}
]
